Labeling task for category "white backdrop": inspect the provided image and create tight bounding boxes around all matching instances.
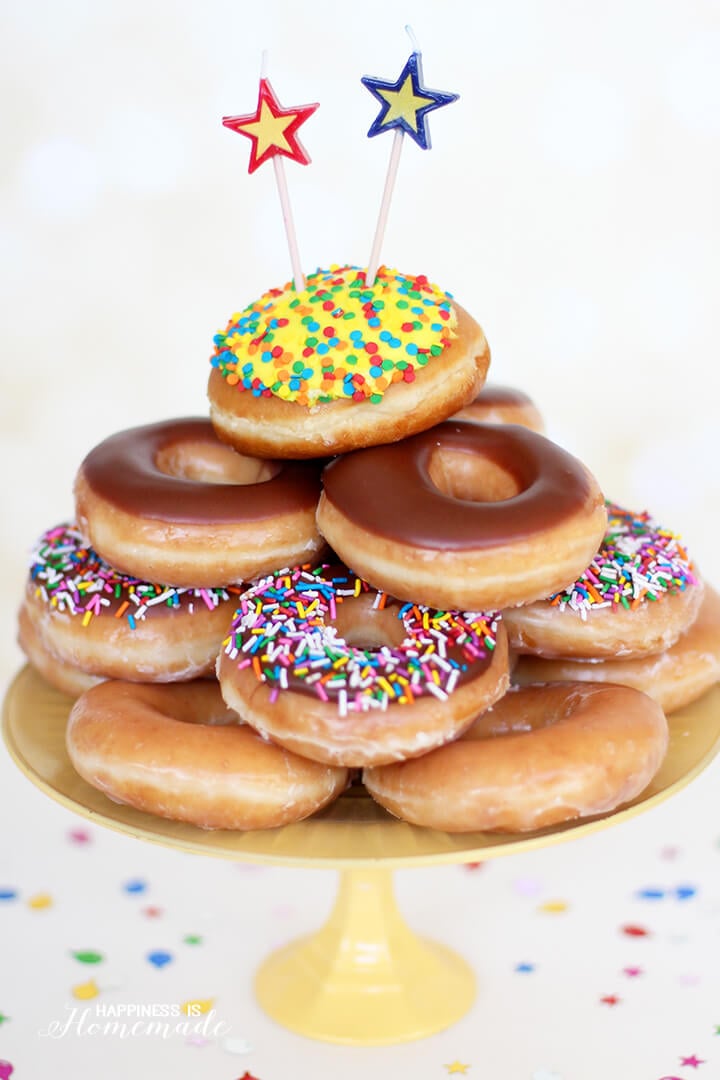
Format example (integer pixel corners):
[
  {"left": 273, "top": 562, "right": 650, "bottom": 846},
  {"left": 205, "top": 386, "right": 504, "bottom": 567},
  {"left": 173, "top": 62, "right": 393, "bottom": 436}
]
[{"left": 1, "top": 4, "right": 719, "bottom": 1078}]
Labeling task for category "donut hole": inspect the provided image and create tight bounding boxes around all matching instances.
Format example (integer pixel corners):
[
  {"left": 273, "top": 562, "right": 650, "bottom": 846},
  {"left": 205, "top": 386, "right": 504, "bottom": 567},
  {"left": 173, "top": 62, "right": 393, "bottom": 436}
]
[
  {"left": 155, "top": 441, "right": 281, "bottom": 485},
  {"left": 428, "top": 447, "right": 522, "bottom": 503},
  {"left": 332, "top": 594, "right": 407, "bottom": 651}
]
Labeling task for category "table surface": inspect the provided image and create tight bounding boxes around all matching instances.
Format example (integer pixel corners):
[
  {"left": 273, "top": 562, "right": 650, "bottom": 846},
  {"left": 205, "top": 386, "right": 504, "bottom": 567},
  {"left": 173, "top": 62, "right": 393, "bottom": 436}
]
[{"left": 1, "top": 668, "right": 719, "bottom": 1080}]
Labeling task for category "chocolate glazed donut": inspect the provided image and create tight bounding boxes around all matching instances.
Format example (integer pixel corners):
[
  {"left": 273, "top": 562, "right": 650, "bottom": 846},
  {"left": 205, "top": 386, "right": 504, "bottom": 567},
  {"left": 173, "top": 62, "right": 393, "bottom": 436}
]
[
  {"left": 316, "top": 421, "right": 607, "bottom": 609},
  {"left": 74, "top": 418, "right": 326, "bottom": 587}
]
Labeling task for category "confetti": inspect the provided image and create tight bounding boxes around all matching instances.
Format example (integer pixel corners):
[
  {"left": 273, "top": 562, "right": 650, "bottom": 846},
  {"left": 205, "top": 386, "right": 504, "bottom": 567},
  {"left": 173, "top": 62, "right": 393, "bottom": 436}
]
[
  {"left": 27, "top": 893, "right": 52, "bottom": 910},
  {"left": 444, "top": 1064, "right": 470, "bottom": 1076},
  {"left": 147, "top": 951, "right": 173, "bottom": 969},
  {"left": 513, "top": 877, "right": 544, "bottom": 897},
  {"left": 679, "top": 1056, "right": 705, "bottom": 1068},
  {"left": 538, "top": 900, "right": 569, "bottom": 914},
  {"left": 515, "top": 963, "right": 535, "bottom": 974},
  {"left": 183, "top": 935, "right": 203, "bottom": 946},
  {"left": 600, "top": 995, "right": 621, "bottom": 1006},
  {"left": 0, "top": 1063, "right": 13, "bottom": 1080},
  {"left": 621, "top": 924, "right": 651, "bottom": 937},
  {"left": 0, "top": 890, "right": 17, "bottom": 902},
  {"left": 123, "top": 879, "right": 148, "bottom": 894},
  {"left": 0, "top": 1015, "right": 10, "bottom": 1026},
  {"left": 67, "top": 828, "right": 92, "bottom": 844},
  {"left": 72, "top": 979, "right": 100, "bottom": 1000},
  {"left": 210, "top": 266, "right": 457, "bottom": 407},
  {"left": 143, "top": 907, "right": 163, "bottom": 918},
  {"left": 186, "top": 1035, "right": 212, "bottom": 1048},
  {"left": 623, "top": 967, "right": 643, "bottom": 977},
  {"left": 71, "top": 951, "right": 103, "bottom": 964}
]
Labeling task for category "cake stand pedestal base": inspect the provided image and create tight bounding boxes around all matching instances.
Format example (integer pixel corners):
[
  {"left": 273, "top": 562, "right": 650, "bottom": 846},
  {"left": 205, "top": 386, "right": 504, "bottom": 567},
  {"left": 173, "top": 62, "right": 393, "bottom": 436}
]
[{"left": 255, "top": 867, "right": 474, "bottom": 1045}]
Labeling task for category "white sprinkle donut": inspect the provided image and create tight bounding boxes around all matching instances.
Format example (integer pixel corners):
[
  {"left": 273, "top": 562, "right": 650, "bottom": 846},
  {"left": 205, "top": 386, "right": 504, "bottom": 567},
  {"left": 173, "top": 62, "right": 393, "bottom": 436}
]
[
  {"left": 19, "top": 524, "right": 241, "bottom": 688},
  {"left": 217, "top": 563, "right": 510, "bottom": 767},
  {"left": 363, "top": 682, "right": 669, "bottom": 833},
  {"left": 504, "top": 503, "right": 703, "bottom": 659},
  {"left": 66, "top": 680, "right": 350, "bottom": 830}
]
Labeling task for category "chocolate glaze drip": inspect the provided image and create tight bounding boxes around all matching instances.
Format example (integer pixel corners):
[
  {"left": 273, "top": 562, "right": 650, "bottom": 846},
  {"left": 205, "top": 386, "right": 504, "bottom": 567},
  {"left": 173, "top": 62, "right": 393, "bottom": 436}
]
[
  {"left": 79, "top": 418, "right": 322, "bottom": 524},
  {"left": 322, "top": 421, "right": 595, "bottom": 551}
]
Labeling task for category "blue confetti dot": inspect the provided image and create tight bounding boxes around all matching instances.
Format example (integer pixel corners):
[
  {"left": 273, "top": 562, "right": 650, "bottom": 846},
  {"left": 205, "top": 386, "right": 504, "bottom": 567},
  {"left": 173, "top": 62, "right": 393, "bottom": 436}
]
[
  {"left": 124, "top": 880, "right": 148, "bottom": 895},
  {"left": 0, "top": 890, "right": 17, "bottom": 901},
  {"left": 636, "top": 887, "right": 665, "bottom": 900},
  {"left": 675, "top": 885, "right": 697, "bottom": 901},
  {"left": 515, "top": 962, "right": 535, "bottom": 973},
  {"left": 147, "top": 950, "right": 173, "bottom": 969}
]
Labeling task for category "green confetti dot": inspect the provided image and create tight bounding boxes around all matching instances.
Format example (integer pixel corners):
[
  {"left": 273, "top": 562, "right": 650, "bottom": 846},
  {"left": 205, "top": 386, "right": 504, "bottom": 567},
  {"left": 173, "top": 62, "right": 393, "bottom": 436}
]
[
  {"left": 71, "top": 951, "right": 104, "bottom": 965},
  {"left": 183, "top": 934, "right": 203, "bottom": 946}
]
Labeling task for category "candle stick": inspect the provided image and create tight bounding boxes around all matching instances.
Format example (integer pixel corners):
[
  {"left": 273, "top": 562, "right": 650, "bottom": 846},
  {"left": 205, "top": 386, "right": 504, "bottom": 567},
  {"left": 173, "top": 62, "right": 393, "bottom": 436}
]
[
  {"left": 222, "top": 59, "right": 319, "bottom": 291},
  {"left": 361, "top": 30, "right": 459, "bottom": 286}
]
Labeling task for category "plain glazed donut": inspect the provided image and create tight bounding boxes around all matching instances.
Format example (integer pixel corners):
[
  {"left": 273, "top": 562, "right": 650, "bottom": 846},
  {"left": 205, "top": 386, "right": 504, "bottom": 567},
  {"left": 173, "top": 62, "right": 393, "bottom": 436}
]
[
  {"left": 18, "top": 524, "right": 241, "bottom": 684},
  {"left": 317, "top": 421, "right": 607, "bottom": 610},
  {"left": 208, "top": 266, "right": 489, "bottom": 458},
  {"left": 513, "top": 586, "right": 720, "bottom": 713},
  {"left": 454, "top": 383, "right": 544, "bottom": 432},
  {"left": 503, "top": 503, "right": 703, "bottom": 659},
  {"left": 363, "top": 682, "right": 669, "bottom": 833},
  {"left": 217, "top": 563, "right": 510, "bottom": 766},
  {"left": 74, "top": 417, "right": 325, "bottom": 587},
  {"left": 66, "top": 680, "right": 350, "bottom": 830}
]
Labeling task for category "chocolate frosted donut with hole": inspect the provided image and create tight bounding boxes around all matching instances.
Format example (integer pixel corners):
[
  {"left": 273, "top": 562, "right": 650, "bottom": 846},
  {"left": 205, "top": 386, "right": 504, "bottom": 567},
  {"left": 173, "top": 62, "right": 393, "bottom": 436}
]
[
  {"left": 74, "top": 418, "right": 325, "bottom": 587},
  {"left": 316, "top": 421, "right": 607, "bottom": 610},
  {"left": 217, "top": 562, "right": 510, "bottom": 767}
]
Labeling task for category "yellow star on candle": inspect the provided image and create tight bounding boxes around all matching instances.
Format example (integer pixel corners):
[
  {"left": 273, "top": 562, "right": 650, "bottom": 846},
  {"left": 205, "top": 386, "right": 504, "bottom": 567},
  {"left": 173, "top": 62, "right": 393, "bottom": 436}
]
[
  {"left": 375, "top": 73, "right": 436, "bottom": 134},
  {"left": 223, "top": 79, "right": 319, "bottom": 174},
  {"left": 445, "top": 1063, "right": 471, "bottom": 1075}
]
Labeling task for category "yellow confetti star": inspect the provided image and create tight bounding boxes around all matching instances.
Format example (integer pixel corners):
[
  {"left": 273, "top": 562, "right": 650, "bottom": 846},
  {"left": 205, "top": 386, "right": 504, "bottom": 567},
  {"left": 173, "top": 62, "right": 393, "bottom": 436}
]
[
  {"left": 376, "top": 74, "right": 436, "bottom": 134},
  {"left": 445, "top": 1063, "right": 470, "bottom": 1075},
  {"left": 538, "top": 899, "right": 569, "bottom": 914},
  {"left": 27, "top": 893, "right": 53, "bottom": 910}
]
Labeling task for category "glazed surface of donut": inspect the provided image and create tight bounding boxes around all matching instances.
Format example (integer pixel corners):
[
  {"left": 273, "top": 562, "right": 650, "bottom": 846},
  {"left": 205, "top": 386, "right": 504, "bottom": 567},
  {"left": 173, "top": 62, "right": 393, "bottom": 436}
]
[
  {"left": 514, "top": 586, "right": 720, "bottom": 713},
  {"left": 208, "top": 266, "right": 489, "bottom": 458},
  {"left": 454, "top": 383, "right": 544, "bottom": 432},
  {"left": 317, "top": 421, "right": 607, "bottom": 609},
  {"left": 66, "top": 680, "right": 350, "bottom": 830},
  {"left": 19, "top": 524, "right": 241, "bottom": 683},
  {"left": 74, "top": 418, "right": 325, "bottom": 586},
  {"left": 217, "top": 563, "right": 510, "bottom": 766},
  {"left": 363, "top": 682, "right": 669, "bottom": 832},
  {"left": 504, "top": 502, "right": 703, "bottom": 659}
]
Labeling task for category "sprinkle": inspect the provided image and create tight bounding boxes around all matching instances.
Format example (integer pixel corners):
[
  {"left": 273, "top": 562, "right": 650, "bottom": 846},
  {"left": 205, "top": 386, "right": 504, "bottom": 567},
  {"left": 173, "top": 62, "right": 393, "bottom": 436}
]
[
  {"left": 27, "top": 524, "right": 238, "bottom": 629},
  {"left": 222, "top": 563, "right": 501, "bottom": 713},
  {"left": 547, "top": 502, "right": 699, "bottom": 616},
  {"left": 210, "top": 266, "right": 457, "bottom": 406}
]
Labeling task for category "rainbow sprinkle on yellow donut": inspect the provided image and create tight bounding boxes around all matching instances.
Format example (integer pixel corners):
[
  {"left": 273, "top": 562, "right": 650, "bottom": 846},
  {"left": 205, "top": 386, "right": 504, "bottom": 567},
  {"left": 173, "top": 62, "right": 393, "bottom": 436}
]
[{"left": 209, "top": 265, "right": 457, "bottom": 406}]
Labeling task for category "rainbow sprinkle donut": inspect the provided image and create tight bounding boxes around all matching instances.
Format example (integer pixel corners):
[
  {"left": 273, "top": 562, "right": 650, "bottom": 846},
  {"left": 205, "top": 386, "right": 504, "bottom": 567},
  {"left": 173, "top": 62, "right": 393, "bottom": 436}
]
[
  {"left": 217, "top": 564, "right": 510, "bottom": 768},
  {"left": 210, "top": 265, "right": 457, "bottom": 407},
  {"left": 504, "top": 502, "right": 703, "bottom": 660},
  {"left": 19, "top": 524, "right": 242, "bottom": 686}
]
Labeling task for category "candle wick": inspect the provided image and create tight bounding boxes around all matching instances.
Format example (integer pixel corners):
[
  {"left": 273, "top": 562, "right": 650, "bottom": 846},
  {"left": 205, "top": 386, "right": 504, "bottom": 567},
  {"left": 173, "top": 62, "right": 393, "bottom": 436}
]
[
  {"left": 404, "top": 24, "right": 421, "bottom": 55},
  {"left": 260, "top": 49, "right": 269, "bottom": 79}
]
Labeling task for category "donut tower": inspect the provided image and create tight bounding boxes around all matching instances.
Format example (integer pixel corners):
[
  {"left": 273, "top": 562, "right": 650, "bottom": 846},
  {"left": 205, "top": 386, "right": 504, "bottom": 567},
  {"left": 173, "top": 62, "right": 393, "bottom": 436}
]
[{"left": 18, "top": 43, "right": 719, "bottom": 834}]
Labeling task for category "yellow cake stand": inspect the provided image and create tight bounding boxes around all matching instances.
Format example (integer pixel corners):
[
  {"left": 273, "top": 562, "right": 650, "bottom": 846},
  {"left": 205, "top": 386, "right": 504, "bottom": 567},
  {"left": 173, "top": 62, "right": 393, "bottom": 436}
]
[{"left": 4, "top": 665, "right": 720, "bottom": 1045}]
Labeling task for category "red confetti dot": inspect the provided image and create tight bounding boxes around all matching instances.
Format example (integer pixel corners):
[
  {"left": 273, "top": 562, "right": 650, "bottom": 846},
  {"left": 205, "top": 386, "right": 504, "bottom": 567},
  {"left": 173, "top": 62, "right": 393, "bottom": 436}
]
[
  {"left": 323, "top": 327, "right": 334, "bottom": 338},
  {"left": 271, "top": 345, "right": 283, "bottom": 358},
  {"left": 401, "top": 322, "right": 414, "bottom": 332},
  {"left": 621, "top": 924, "right": 650, "bottom": 937},
  {"left": 364, "top": 342, "right": 378, "bottom": 354},
  {"left": 275, "top": 318, "right": 288, "bottom": 327},
  {"left": 402, "top": 368, "right": 416, "bottom": 383},
  {"left": 302, "top": 347, "right": 314, "bottom": 357},
  {"left": 322, "top": 300, "right": 334, "bottom": 310}
]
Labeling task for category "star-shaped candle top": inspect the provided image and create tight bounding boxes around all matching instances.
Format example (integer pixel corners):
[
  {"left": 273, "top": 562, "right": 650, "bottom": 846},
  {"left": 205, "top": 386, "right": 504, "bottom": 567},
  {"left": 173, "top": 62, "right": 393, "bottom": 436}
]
[
  {"left": 223, "top": 79, "right": 319, "bottom": 174},
  {"left": 361, "top": 51, "right": 458, "bottom": 150}
]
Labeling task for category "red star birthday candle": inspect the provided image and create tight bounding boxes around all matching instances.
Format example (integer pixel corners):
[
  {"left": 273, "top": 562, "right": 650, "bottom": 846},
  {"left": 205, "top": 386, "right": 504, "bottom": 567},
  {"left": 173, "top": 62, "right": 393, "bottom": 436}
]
[{"left": 223, "top": 52, "right": 319, "bottom": 290}]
